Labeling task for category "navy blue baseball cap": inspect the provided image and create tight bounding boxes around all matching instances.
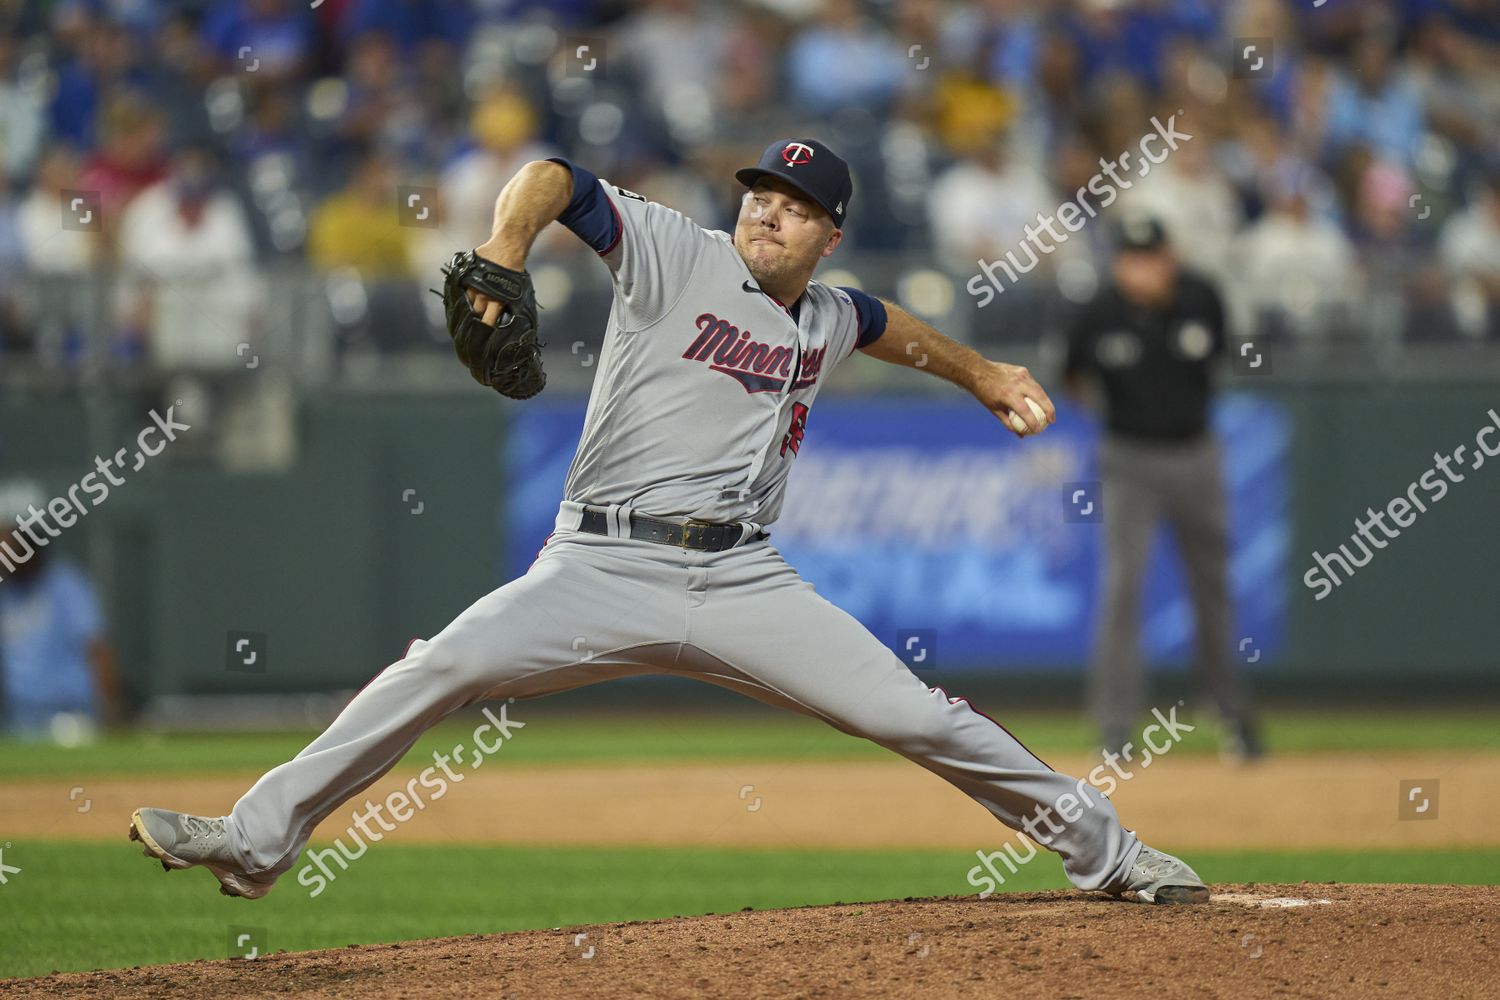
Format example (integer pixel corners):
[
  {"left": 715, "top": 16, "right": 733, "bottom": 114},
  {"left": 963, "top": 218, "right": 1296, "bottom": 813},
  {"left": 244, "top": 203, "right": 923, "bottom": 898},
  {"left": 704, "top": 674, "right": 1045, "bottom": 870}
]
[{"left": 736, "top": 138, "right": 852, "bottom": 228}]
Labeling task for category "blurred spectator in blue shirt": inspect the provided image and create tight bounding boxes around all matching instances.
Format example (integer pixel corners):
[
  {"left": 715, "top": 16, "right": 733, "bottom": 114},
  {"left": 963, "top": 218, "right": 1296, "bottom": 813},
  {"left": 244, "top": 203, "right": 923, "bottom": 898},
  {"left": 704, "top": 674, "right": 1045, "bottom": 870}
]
[
  {"left": 1406, "top": 10, "right": 1500, "bottom": 173},
  {"left": 0, "top": 480, "right": 122, "bottom": 742},
  {"left": 201, "top": 0, "right": 317, "bottom": 82},
  {"left": 327, "top": 31, "right": 429, "bottom": 167},
  {"left": 340, "top": 0, "right": 468, "bottom": 53},
  {"left": 48, "top": 6, "right": 151, "bottom": 150},
  {"left": 1396, "top": 0, "right": 1500, "bottom": 45},
  {"left": 938, "top": 0, "right": 1043, "bottom": 88},
  {"left": 479, "top": 0, "right": 602, "bottom": 26},
  {"left": 143, "top": 9, "right": 221, "bottom": 149},
  {"left": 1324, "top": 30, "right": 1426, "bottom": 169},
  {"left": 787, "top": 0, "right": 907, "bottom": 115},
  {"left": 1007, "top": 19, "right": 1087, "bottom": 158},
  {"left": 1064, "top": 0, "right": 1198, "bottom": 94}
]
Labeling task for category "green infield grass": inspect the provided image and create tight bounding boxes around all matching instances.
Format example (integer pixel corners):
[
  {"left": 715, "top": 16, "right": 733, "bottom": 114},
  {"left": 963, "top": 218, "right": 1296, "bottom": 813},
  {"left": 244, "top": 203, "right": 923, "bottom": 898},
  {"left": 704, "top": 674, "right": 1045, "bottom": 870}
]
[
  {"left": 1, "top": 707, "right": 1496, "bottom": 781},
  {"left": 0, "top": 843, "right": 1495, "bottom": 980}
]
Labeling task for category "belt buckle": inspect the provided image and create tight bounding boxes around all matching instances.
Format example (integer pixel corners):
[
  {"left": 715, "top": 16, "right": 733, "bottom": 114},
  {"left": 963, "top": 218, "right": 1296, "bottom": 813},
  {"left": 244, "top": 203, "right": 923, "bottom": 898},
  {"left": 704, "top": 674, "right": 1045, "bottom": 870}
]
[{"left": 680, "top": 519, "right": 711, "bottom": 549}]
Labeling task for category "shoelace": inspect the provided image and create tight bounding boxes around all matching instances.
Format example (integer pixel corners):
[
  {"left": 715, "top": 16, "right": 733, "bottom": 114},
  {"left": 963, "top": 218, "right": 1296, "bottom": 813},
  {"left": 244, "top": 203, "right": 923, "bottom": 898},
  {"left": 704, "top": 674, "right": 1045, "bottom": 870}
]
[{"left": 181, "top": 815, "right": 226, "bottom": 842}]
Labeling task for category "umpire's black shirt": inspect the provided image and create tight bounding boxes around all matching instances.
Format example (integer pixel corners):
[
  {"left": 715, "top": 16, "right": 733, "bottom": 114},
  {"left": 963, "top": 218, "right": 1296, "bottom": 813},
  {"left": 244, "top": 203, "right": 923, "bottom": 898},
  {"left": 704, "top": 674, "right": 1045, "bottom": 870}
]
[{"left": 1063, "top": 270, "right": 1226, "bottom": 442}]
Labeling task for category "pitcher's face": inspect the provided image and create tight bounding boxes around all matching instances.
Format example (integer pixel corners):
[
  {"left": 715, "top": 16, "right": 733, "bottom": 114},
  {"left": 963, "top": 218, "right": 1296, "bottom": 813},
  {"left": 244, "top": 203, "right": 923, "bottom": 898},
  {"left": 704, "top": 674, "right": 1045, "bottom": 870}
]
[{"left": 734, "top": 179, "right": 841, "bottom": 290}]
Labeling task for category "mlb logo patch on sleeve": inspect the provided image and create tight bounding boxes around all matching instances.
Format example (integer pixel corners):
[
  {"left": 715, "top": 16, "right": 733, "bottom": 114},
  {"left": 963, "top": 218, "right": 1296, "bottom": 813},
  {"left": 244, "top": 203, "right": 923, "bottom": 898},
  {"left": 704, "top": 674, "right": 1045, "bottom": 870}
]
[{"left": 614, "top": 187, "right": 646, "bottom": 202}]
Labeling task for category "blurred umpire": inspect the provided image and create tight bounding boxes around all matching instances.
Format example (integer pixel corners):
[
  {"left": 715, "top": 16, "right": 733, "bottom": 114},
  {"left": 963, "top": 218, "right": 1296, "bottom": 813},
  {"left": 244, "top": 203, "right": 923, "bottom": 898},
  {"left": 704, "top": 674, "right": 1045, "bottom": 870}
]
[{"left": 1062, "top": 217, "right": 1262, "bottom": 761}]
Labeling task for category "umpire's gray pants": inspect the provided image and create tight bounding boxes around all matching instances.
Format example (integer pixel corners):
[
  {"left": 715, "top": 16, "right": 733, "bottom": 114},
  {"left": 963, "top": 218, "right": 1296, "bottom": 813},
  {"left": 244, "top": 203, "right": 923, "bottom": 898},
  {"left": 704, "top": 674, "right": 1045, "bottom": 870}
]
[
  {"left": 227, "top": 502, "right": 1143, "bottom": 894},
  {"left": 1090, "top": 433, "right": 1250, "bottom": 744}
]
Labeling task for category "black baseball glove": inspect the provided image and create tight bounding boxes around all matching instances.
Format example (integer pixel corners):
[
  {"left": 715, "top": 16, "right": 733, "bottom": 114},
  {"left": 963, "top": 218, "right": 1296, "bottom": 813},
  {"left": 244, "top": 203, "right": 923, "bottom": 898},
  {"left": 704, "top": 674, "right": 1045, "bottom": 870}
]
[{"left": 437, "top": 249, "right": 546, "bottom": 399}]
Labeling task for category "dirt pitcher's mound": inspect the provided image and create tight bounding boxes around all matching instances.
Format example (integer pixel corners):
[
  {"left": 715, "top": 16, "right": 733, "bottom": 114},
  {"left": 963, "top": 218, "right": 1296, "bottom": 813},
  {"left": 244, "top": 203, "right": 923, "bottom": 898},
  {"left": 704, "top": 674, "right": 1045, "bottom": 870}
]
[{"left": 4, "top": 885, "right": 1495, "bottom": 999}]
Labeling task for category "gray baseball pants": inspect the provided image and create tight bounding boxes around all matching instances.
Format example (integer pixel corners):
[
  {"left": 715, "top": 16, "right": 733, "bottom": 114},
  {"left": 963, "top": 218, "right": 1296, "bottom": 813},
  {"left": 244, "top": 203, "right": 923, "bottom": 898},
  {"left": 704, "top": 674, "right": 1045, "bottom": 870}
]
[
  {"left": 1089, "top": 433, "right": 1252, "bottom": 745},
  {"left": 229, "top": 501, "right": 1142, "bottom": 892}
]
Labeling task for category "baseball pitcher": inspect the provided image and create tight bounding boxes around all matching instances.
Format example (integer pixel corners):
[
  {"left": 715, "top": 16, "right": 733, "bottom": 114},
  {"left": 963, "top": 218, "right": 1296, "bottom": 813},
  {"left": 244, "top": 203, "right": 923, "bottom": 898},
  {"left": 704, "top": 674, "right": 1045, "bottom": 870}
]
[{"left": 129, "top": 139, "right": 1209, "bottom": 906}]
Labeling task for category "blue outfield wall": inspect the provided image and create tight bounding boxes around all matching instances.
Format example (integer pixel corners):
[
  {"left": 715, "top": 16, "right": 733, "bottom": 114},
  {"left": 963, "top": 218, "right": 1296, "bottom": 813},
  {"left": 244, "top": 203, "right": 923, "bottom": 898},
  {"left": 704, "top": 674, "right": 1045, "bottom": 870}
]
[
  {"left": 2, "top": 383, "right": 1495, "bottom": 703},
  {"left": 504, "top": 395, "right": 1291, "bottom": 673}
]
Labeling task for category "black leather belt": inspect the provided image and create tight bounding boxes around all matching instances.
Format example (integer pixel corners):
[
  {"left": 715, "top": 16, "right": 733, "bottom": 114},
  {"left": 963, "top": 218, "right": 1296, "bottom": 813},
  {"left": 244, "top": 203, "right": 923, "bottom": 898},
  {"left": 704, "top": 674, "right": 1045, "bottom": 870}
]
[{"left": 577, "top": 508, "right": 760, "bottom": 551}]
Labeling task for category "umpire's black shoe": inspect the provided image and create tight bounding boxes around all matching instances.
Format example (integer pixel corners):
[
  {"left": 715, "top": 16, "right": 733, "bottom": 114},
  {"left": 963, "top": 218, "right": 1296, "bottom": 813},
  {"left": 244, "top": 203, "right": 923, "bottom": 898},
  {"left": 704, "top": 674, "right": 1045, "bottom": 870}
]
[{"left": 1222, "top": 718, "right": 1267, "bottom": 763}]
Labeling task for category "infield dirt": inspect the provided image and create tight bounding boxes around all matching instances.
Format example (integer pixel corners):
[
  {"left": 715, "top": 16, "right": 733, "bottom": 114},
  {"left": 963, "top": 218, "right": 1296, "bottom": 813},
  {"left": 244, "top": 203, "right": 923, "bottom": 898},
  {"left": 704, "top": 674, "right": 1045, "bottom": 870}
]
[
  {"left": 5, "top": 752, "right": 1496, "bottom": 850},
  {"left": 2, "top": 884, "right": 1493, "bottom": 999}
]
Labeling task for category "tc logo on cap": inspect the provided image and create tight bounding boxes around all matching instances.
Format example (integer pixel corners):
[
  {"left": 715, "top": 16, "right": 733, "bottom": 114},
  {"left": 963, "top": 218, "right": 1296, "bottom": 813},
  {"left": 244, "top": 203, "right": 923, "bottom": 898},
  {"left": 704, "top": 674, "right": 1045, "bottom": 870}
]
[{"left": 781, "top": 142, "right": 815, "bottom": 167}]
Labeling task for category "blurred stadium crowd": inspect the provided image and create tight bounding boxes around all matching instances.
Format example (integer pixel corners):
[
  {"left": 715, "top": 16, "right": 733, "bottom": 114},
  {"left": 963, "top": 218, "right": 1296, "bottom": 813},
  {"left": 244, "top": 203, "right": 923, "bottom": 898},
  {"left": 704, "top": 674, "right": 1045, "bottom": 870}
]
[{"left": 2, "top": 0, "right": 1499, "bottom": 376}]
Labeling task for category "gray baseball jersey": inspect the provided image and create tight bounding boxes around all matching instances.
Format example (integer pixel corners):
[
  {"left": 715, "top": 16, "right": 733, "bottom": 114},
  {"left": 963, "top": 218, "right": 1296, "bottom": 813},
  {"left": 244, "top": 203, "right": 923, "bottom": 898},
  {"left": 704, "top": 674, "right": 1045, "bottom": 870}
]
[
  {"left": 220, "top": 159, "right": 1146, "bottom": 900},
  {"left": 563, "top": 177, "right": 863, "bottom": 528}
]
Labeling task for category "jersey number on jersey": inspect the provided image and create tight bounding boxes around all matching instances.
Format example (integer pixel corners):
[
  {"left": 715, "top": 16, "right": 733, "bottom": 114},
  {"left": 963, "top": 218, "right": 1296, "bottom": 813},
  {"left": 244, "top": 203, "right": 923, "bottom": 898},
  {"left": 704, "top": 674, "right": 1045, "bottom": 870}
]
[{"left": 780, "top": 402, "right": 810, "bottom": 457}]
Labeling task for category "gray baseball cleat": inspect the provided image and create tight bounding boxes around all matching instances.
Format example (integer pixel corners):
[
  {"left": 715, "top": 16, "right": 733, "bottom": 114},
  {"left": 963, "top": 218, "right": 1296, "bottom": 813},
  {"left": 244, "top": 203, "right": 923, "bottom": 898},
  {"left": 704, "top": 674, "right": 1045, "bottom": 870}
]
[
  {"left": 128, "top": 807, "right": 275, "bottom": 899},
  {"left": 1113, "top": 844, "right": 1211, "bottom": 904}
]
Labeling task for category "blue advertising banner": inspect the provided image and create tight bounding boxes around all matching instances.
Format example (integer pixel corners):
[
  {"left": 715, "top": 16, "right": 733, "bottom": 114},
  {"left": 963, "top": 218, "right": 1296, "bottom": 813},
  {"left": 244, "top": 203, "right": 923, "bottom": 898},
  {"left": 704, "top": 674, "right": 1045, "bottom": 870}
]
[{"left": 504, "top": 395, "right": 1290, "bottom": 672}]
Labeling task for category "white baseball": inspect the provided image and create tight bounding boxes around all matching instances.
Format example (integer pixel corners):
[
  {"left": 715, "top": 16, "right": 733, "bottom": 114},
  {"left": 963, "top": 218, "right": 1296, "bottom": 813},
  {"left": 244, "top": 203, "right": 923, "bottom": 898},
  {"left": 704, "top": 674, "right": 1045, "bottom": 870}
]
[{"left": 1008, "top": 397, "right": 1047, "bottom": 435}]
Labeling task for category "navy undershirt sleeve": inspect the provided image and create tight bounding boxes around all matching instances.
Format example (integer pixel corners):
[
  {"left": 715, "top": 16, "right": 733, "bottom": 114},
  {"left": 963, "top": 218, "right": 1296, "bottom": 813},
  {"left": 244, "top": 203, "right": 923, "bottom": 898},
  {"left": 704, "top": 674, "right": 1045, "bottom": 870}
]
[
  {"left": 546, "top": 157, "right": 621, "bottom": 255},
  {"left": 839, "top": 286, "right": 888, "bottom": 349}
]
